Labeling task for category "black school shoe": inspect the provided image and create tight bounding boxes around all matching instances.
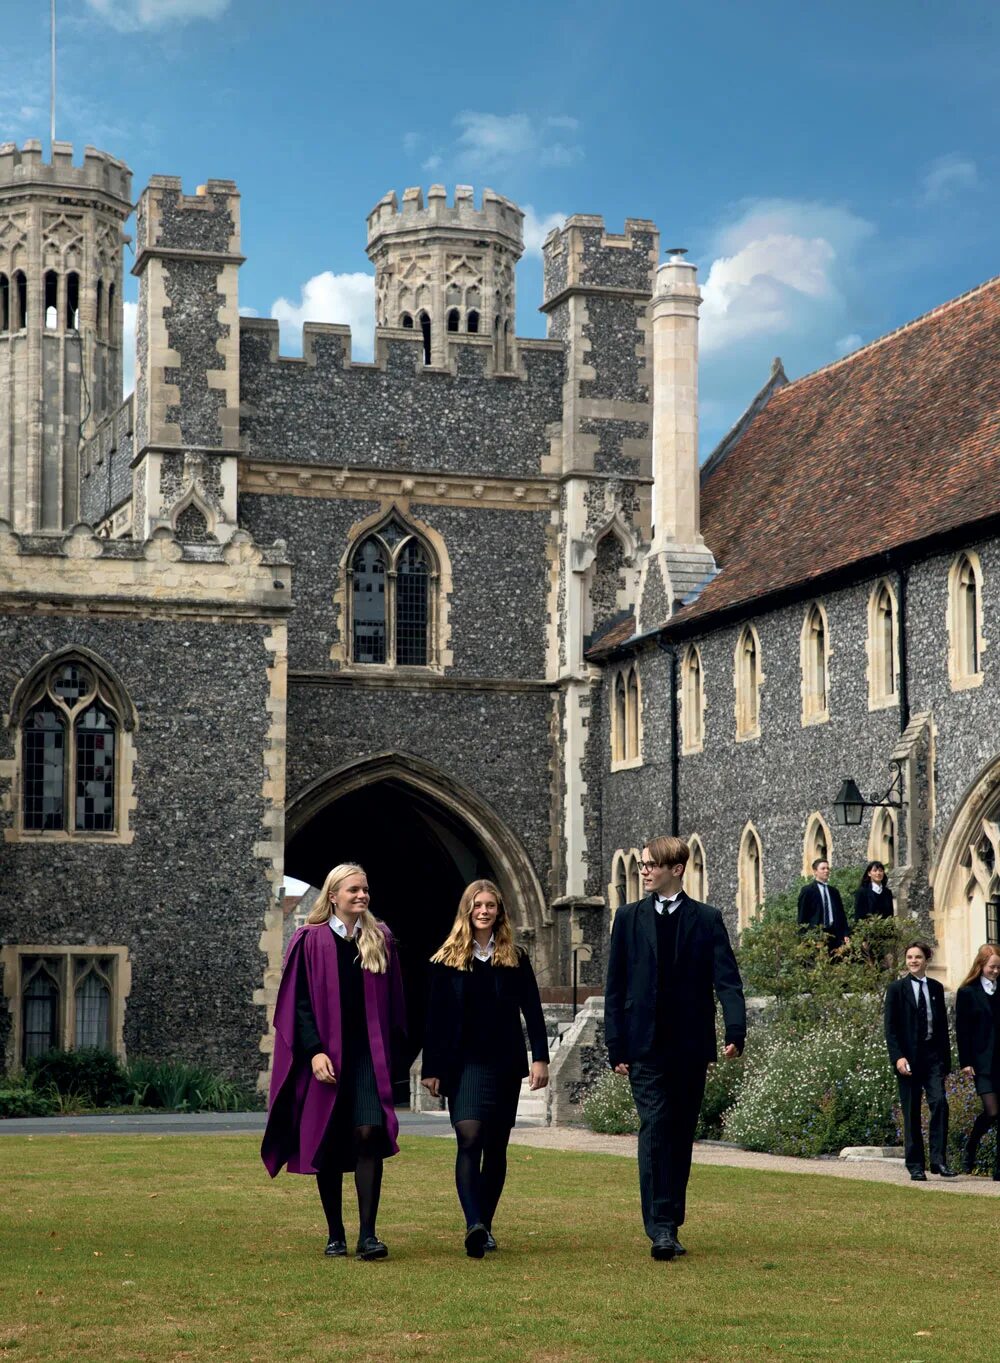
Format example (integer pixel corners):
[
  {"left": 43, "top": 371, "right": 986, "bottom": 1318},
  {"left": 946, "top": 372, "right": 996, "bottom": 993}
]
[
  {"left": 324, "top": 1238, "right": 347, "bottom": 1257},
  {"left": 484, "top": 1232, "right": 498, "bottom": 1252},
  {"left": 356, "top": 1236, "right": 388, "bottom": 1260},
  {"left": 464, "top": 1223, "right": 489, "bottom": 1258}
]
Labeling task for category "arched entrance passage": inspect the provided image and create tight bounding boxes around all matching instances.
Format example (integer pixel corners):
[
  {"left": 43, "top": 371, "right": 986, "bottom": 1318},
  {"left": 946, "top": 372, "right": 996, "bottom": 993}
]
[
  {"left": 285, "top": 753, "right": 550, "bottom": 1069},
  {"left": 931, "top": 750, "right": 1000, "bottom": 984}
]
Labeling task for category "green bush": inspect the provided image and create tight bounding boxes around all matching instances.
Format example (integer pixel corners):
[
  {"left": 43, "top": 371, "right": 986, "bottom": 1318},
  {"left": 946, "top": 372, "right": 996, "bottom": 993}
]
[
  {"left": 0, "top": 1074, "right": 58, "bottom": 1118},
  {"left": 25, "top": 1048, "right": 128, "bottom": 1107},
  {"left": 722, "top": 1003, "right": 897, "bottom": 1156},
  {"left": 696, "top": 1046, "right": 746, "bottom": 1140},
  {"left": 582, "top": 1070, "right": 639, "bottom": 1134},
  {"left": 124, "top": 1057, "right": 252, "bottom": 1112}
]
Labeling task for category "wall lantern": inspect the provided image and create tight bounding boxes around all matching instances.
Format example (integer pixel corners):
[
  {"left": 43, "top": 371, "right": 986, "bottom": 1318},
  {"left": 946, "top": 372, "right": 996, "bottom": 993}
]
[{"left": 832, "top": 759, "right": 905, "bottom": 828}]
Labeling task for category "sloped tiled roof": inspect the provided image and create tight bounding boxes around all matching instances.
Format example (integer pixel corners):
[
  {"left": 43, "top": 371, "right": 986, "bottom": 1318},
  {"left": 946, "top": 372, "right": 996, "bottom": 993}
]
[{"left": 665, "top": 273, "right": 1000, "bottom": 630}]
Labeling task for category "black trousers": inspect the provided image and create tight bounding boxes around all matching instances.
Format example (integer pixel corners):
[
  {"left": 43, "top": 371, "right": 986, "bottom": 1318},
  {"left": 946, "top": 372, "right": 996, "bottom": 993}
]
[
  {"left": 896, "top": 1053, "right": 949, "bottom": 1172},
  {"left": 628, "top": 1058, "right": 706, "bottom": 1236}
]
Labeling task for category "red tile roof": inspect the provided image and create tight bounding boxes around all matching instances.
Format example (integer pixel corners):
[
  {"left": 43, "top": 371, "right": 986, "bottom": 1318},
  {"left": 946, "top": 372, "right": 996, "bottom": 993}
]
[
  {"left": 586, "top": 274, "right": 1000, "bottom": 657},
  {"left": 667, "top": 273, "right": 1000, "bottom": 630}
]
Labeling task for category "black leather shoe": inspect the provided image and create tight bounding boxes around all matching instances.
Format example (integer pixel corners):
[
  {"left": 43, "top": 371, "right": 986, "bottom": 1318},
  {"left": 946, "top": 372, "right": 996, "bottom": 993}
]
[
  {"left": 355, "top": 1235, "right": 388, "bottom": 1260},
  {"left": 909, "top": 1169, "right": 927, "bottom": 1181},
  {"left": 324, "top": 1238, "right": 347, "bottom": 1257},
  {"left": 961, "top": 1152, "right": 976, "bottom": 1175},
  {"left": 484, "top": 1233, "right": 498, "bottom": 1252},
  {"left": 930, "top": 1164, "right": 958, "bottom": 1177},
  {"left": 651, "top": 1232, "right": 677, "bottom": 1261},
  {"left": 465, "top": 1223, "right": 488, "bottom": 1259}
]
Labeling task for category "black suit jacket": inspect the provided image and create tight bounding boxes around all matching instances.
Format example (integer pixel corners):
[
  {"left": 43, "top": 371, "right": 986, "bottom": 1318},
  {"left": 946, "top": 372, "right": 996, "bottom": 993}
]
[
  {"left": 797, "top": 881, "right": 850, "bottom": 943},
  {"left": 421, "top": 949, "right": 549, "bottom": 1095},
  {"left": 853, "top": 884, "right": 894, "bottom": 921},
  {"left": 956, "top": 981, "right": 998, "bottom": 1077},
  {"left": 884, "top": 975, "right": 952, "bottom": 1072},
  {"left": 604, "top": 892, "right": 746, "bottom": 1069}
]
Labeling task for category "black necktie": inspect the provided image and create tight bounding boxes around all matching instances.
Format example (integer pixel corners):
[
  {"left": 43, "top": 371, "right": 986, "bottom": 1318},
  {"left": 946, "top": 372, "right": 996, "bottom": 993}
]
[
  {"left": 916, "top": 980, "right": 928, "bottom": 1041},
  {"left": 820, "top": 885, "right": 831, "bottom": 926}
]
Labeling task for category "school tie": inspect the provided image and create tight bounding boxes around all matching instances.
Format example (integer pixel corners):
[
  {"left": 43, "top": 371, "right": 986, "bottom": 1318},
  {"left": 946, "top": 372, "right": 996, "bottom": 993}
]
[
  {"left": 916, "top": 979, "right": 929, "bottom": 1041},
  {"left": 819, "top": 884, "right": 831, "bottom": 927}
]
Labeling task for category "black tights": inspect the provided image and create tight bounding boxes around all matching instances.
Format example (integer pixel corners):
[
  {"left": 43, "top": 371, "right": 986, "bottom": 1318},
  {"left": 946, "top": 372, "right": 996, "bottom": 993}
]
[
  {"left": 316, "top": 1125, "right": 384, "bottom": 1242},
  {"left": 454, "top": 1119, "right": 510, "bottom": 1230},
  {"left": 967, "top": 1091, "right": 999, "bottom": 1168}
]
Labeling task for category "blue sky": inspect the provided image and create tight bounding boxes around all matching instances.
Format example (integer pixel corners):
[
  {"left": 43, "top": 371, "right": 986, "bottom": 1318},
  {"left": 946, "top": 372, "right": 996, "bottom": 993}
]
[{"left": 2, "top": 0, "right": 998, "bottom": 452}]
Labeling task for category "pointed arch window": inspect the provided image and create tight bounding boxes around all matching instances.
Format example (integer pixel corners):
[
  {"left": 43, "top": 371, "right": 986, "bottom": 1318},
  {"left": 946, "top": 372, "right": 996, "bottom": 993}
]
[
  {"left": 22, "top": 961, "right": 60, "bottom": 1060},
  {"left": 0, "top": 273, "right": 9, "bottom": 331},
  {"left": 737, "top": 824, "right": 764, "bottom": 931},
  {"left": 44, "top": 270, "right": 59, "bottom": 330},
  {"left": 734, "top": 624, "right": 762, "bottom": 740},
  {"left": 610, "top": 664, "right": 641, "bottom": 767},
  {"left": 400, "top": 312, "right": 414, "bottom": 329},
  {"left": 801, "top": 602, "right": 829, "bottom": 724},
  {"left": 803, "top": 812, "right": 832, "bottom": 877},
  {"left": 4, "top": 948, "right": 130, "bottom": 1066},
  {"left": 349, "top": 516, "right": 436, "bottom": 667},
  {"left": 20, "top": 659, "right": 124, "bottom": 834},
  {"left": 66, "top": 272, "right": 80, "bottom": 332},
  {"left": 14, "top": 271, "right": 27, "bottom": 329},
  {"left": 609, "top": 849, "right": 629, "bottom": 928},
  {"left": 447, "top": 308, "right": 460, "bottom": 333},
  {"left": 419, "top": 310, "right": 432, "bottom": 364},
  {"left": 868, "top": 579, "right": 899, "bottom": 708},
  {"left": 868, "top": 808, "right": 896, "bottom": 870},
  {"left": 96, "top": 278, "right": 105, "bottom": 337},
  {"left": 467, "top": 309, "right": 479, "bottom": 334},
  {"left": 687, "top": 835, "right": 707, "bottom": 902},
  {"left": 948, "top": 551, "right": 985, "bottom": 689},
  {"left": 74, "top": 961, "right": 113, "bottom": 1050},
  {"left": 681, "top": 644, "right": 704, "bottom": 753},
  {"left": 626, "top": 848, "right": 642, "bottom": 902}
]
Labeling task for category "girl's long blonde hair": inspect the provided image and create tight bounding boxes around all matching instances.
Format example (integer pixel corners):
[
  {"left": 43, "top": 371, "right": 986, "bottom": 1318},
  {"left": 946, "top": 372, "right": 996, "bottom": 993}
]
[
  {"left": 959, "top": 942, "right": 1000, "bottom": 989},
  {"left": 305, "top": 863, "right": 388, "bottom": 974},
  {"left": 430, "top": 879, "right": 519, "bottom": 970}
]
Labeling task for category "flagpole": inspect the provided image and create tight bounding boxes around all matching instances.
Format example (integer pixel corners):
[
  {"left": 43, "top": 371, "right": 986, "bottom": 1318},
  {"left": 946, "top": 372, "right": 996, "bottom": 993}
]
[{"left": 50, "top": 0, "right": 56, "bottom": 152}]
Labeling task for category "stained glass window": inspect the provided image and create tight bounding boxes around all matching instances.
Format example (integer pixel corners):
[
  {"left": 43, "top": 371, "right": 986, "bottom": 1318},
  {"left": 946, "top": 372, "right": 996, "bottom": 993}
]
[
  {"left": 24, "top": 704, "right": 65, "bottom": 830},
  {"left": 75, "top": 705, "right": 117, "bottom": 832},
  {"left": 349, "top": 521, "right": 434, "bottom": 667}
]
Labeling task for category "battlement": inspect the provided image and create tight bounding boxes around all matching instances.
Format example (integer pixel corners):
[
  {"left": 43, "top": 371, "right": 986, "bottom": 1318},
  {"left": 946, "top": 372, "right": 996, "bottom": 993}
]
[
  {"left": 0, "top": 140, "right": 132, "bottom": 206},
  {"left": 135, "top": 175, "right": 242, "bottom": 261},
  {"left": 367, "top": 185, "right": 523, "bottom": 249},
  {"left": 541, "top": 213, "right": 659, "bottom": 307}
]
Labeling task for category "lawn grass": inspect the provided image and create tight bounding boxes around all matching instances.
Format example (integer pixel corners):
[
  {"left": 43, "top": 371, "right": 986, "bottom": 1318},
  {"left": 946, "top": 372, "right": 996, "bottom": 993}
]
[{"left": 0, "top": 1134, "right": 992, "bottom": 1363}]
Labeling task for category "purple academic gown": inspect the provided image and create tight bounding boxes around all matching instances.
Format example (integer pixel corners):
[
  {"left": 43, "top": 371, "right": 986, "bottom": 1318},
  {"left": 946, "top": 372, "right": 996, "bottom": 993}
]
[{"left": 261, "top": 922, "right": 405, "bottom": 1177}]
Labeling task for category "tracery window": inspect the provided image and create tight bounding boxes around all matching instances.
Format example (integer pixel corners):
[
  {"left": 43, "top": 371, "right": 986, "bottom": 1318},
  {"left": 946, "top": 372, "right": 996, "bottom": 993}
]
[
  {"left": 349, "top": 516, "right": 435, "bottom": 667},
  {"left": 610, "top": 664, "right": 641, "bottom": 767},
  {"left": 7, "top": 948, "right": 127, "bottom": 1065},
  {"left": 20, "top": 659, "right": 123, "bottom": 835}
]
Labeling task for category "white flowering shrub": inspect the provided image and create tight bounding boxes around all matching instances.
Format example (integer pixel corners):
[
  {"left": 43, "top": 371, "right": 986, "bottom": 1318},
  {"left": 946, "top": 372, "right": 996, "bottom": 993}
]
[
  {"left": 582, "top": 1070, "right": 639, "bottom": 1134},
  {"left": 723, "top": 1008, "right": 896, "bottom": 1156}
]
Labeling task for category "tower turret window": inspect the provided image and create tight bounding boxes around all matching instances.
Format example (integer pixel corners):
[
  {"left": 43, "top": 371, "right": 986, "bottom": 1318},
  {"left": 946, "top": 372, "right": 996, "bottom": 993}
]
[
  {"left": 400, "top": 312, "right": 413, "bottom": 329},
  {"left": 14, "top": 271, "right": 27, "bottom": 329},
  {"left": 107, "top": 283, "right": 116, "bottom": 343},
  {"left": 0, "top": 273, "right": 9, "bottom": 331},
  {"left": 96, "top": 279, "right": 104, "bottom": 337},
  {"left": 419, "top": 310, "right": 431, "bottom": 364},
  {"left": 447, "top": 308, "right": 460, "bottom": 333},
  {"left": 44, "top": 270, "right": 59, "bottom": 330},
  {"left": 66, "top": 272, "right": 80, "bottom": 332},
  {"left": 467, "top": 309, "right": 479, "bottom": 334}
]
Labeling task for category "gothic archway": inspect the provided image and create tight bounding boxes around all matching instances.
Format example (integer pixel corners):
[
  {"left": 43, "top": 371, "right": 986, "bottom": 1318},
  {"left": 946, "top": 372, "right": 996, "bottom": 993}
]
[
  {"left": 931, "top": 750, "right": 1000, "bottom": 984},
  {"left": 284, "top": 752, "right": 551, "bottom": 1076}
]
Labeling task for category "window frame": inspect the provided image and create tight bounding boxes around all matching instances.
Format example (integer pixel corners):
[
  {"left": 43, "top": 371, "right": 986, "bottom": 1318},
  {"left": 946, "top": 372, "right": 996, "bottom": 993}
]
[
  {"left": 802, "top": 812, "right": 833, "bottom": 878},
  {"left": 610, "top": 664, "right": 642, "bottom": 771},
  {"left": 1, "top": 944, "right": 131, "bottom": 1070},
  {"left": 736, "top": 823, "right": 764, "bottom": 931},
  {"left": 345, "top": 515, "right": 439, "bottom": 671},
  {"left": 734, "top": 624, "right": 763, "bottom": 741},
  {"left": 680, "top": 643, "right": 705, "bottom": 754},
  {"left": 687, "top": 834, "right": 708, "bottom": 902},
  {"left": 867, "top": 578, "right": 900, "bottom": 710},
  {"left": 800, "top": 601, "right": 830, "bottom": 726},
  {"left": 948, "top": 551, "right": 986, "bottom": 691}
]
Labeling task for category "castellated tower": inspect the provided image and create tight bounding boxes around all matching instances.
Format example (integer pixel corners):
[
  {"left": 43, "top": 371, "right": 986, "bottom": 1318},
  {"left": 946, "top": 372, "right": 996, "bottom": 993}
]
[
  {"left": 0, "top": 140, "right": 132, "bottom": 530},
  {"left": 366, "top": 185, "right": 523, "bottom": 370}
]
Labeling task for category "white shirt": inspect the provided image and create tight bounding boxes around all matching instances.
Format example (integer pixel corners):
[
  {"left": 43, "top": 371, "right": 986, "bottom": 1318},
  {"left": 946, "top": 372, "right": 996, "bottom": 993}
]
[
  {"left": 982, "top": 977, "right": 997, "bottom": 997},
  {"left": 910, "top": 975, "right": 933, "bottom": 1038},
  {"left": 870, "top": 882, "right": 883, "bottom": 895},
  {"left": 473, "top": 934, "right": 495, "bottom": 962},
  {"left": 655, "top": 894, "right": 682, "bottom": 916},
  {"left": 329, "top": 915, "right": 359, "bottom": 941}
]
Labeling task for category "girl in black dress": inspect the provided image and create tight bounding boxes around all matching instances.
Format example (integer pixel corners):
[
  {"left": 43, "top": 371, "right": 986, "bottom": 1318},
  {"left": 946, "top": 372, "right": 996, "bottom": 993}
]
[
  {"left": 853, "top": 861, "right": 894, "bottom": 921},
  {"left": 421, "top": 879, "right": 549, "bottom": 1258},
  {"left": 956, "top": 942, "right": 1000, "bottom": 1178}
]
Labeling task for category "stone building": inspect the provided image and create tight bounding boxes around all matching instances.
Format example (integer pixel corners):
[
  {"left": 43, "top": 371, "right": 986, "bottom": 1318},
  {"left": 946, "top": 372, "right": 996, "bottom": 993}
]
[{"left": 1, "top": 134, "right": 998, "bottom": 1090}]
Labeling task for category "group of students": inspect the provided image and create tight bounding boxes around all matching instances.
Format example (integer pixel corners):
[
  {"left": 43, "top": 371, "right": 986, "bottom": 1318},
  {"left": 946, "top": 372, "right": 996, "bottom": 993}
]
[
  {"left": 261, "top": 847, "right": 1000, "bottom": 1264},
  {"left": 261, "top": 864, "right": 548, "bottom": 1260}
]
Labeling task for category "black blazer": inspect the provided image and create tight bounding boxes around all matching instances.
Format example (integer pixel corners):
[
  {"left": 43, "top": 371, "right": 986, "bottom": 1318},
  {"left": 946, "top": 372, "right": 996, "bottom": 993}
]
[
  {"left": 604, "top": 892, "right": 746, "bottom": 1069},
  {"left": 884, "top": 974, "right": 952, "bottom": 1071},
  {"left": 797, "top": 881, "right": 850, "bottom": 943},
  {"left": 853, "top": 884, "right": 894, "bottom": 921},
  {"left": 955, "top": 981, "right": 998, "bottom": 1077},
  {"left": 421, "top": 949, "right": 549, "bottom": 1095}
]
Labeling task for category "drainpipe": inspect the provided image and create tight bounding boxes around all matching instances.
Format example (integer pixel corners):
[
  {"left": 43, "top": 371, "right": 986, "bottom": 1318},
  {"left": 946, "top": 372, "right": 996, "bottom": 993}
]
[
  {"left": 655, "top": 638, "right": 680, "bottom": 836},
  {"left": 897, "top": 565, "right": 910, "bottom": 734}
]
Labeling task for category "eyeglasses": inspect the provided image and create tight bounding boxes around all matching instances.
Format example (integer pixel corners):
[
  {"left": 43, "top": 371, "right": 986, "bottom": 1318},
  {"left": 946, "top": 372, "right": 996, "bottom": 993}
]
[{"left": 638, "top": 861, "right": 661, "bottom": 872}]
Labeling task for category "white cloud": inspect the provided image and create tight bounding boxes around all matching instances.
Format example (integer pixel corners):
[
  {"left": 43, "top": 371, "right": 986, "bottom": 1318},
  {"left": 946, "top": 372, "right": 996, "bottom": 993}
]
[
  {"left": 422, "top": 154, "right": 443, "bottom": 173},
  {"left": 270, "top": 272, "right": 375, "bottom": 359},
  {"left": 85, "top": 0, "right": 230, "bottom": 31},
  {"left": 453, "top": 112, "right": 583, "bottom": 170},
  {"left": 521, "top": 205, "right": 565, "bottom": 257},
  {"left": 699, "top": 199, "right": 874, "bottom": 355},
  {"left": 922, "top": 153, "right": 978, "bottom": 203},
  {"left": 122, "top": 301, "right": 137, "bottom": 397},
  {"left": 834, "top": 332, "right": 862, "bottom": 356}
]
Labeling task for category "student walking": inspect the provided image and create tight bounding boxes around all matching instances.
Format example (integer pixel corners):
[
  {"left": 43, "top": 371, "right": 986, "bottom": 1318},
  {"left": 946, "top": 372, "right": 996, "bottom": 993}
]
[
  {"left": 421, "top": 879, "right": 549, "bottom": 1258},
  {"left": 956, "top": 943, "right": 1000, "bottom": 1178},
  {"left": 261, "top": 863, "right": 406, "bottom": 1259}
]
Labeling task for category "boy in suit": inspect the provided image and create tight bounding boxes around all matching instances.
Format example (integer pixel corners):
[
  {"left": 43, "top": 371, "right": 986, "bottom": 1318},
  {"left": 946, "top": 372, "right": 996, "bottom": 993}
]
[
  {"left": 883, "top": 940, "right": 957, "bottom": 1180},
  {"left": 605, "top": 834, "right": 746, "bottom": 1260},
  {"left": 797, "top": 858, "right": 850, "bottom": 952}
]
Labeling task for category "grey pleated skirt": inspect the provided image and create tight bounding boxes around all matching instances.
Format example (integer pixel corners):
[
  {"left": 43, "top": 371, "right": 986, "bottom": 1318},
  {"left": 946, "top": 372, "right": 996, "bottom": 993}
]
[
  {"left": 317, "top": 1046, "right": 386, "bottom": 1171},
  {"left": 448, "top": 1061, "right": 522, "bottom": 1129}
]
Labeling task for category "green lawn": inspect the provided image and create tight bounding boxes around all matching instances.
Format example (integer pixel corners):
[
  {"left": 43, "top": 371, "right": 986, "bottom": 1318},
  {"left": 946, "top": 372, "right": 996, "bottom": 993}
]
[{"left": 0, "top": 1135, "right": 991, "bottom": 1363}]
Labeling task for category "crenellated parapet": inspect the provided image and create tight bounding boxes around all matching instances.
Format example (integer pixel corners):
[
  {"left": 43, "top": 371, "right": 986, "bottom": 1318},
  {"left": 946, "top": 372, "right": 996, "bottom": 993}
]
[
  {"left": 367, "top": 184, "right": 523, "bottom": 371},
  {"left": 0, "top": 140, "right": 131, "bottom": 203}
]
